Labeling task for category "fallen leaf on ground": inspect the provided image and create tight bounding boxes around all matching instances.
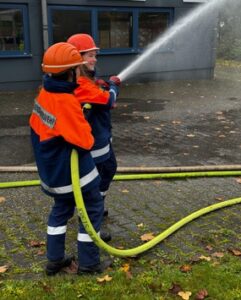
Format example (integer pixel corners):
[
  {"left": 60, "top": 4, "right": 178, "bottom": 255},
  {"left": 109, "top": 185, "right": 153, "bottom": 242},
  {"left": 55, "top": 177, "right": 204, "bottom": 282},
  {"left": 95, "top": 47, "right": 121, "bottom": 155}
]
[
  {"left": 153, "top": 180, "right": 161, "bottom": 186},
  {"left": 0, "top": 265, "right": 8, "bottom": 273},
  {"left": 141, "top": 232, "right": 155, "bottom": 242},
  {"left": 0, "top": 197, "right": 6, "bottom": 203},
  {"left": 37, "top": 249, "right": 45, "bottom": 256},
  {"left": 215, "top": 196, "right": 224, "bottom": 201},
  {"left": 217, "top": 116, "right": 226, "bottom": 120},
  {"left": 205, "top": 244, "right": 213, "bottom": 251},
  {"left": 121, "top": 189, "right": 129, "bottom": 193},
  {"left": 120, "top": 263, "right": 130, "bottom": 273},
  {"left": 97, "top": 274, "right": 112, "bottom": 283},
  {"left": 195, "top": 289, "right": 208, "bottom": 299},
  {"left": 235, "top": 178, "right": 241, "bottom": 184},
  {"left": 62, "top": 260, "right": 78, "bottom": 274},
  {"left": 179, "top": 264, "right": 192, "bottom": 273},
  {"left": 228, "top": 248, "right": 241, "bottom": 256},
  {"left": 187, "top": 134, "right": 195, "bottom": 137},
  {"left": 172, "top": 120, "right": 182, "bottom": 125},
  {"left": 29, "top": 240, "right": 45, "bottom": 247},
  {"left": 178, "top": 291, "right": 192, "bottom": 300},
  {"left": 169, "top": 283, "right": 182, "bottom": 295},
  {"left": 211, "top": 252, "right": 224, "bottom": 258},
  {"left": 41, "top": 282, "right": 53, "bottom": 293},
  {"left": 199, "top": 255, "right": 211, "bottom": 261},
  {"left": 189, "top": 255, "right": 202, "bottom": 263},
  {"left": 137, "top": 223, "right": 144, "bottom": 228},
  {"left": 116, "top": 245, "right": 124, "bottom": 249}
]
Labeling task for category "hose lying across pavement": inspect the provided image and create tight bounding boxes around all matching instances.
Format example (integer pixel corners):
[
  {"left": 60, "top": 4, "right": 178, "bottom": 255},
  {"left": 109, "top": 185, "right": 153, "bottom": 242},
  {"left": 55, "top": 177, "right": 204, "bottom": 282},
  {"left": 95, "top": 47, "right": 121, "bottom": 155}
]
[
  {"left": 2, "top": 164, "right": 241, "bottom": 173},
  {"left": 1, "top": 149, "right": 241, "bottom": 257}
]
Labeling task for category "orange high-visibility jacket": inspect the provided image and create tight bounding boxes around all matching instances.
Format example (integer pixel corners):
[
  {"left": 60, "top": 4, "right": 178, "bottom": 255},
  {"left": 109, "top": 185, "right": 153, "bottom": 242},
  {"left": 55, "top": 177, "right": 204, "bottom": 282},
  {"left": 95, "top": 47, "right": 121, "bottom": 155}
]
[
  {"left": 74, "top": 76, "right": 118, "bottom": 163},
  {"left": 29, "top": 88, "right": 100, "bottom": 198},
  {"left": 75, "top": 76, "right": 110, "bottom": 105},
  {"left": 30, "top": 88, "right": 94, "bottom": 148}
]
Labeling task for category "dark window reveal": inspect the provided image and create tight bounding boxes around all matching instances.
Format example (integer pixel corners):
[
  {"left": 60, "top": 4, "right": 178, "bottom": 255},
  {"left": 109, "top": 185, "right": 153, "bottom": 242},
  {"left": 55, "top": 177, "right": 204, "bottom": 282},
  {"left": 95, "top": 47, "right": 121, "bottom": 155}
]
[
  {"left": 0, "top": 8, "right": 24, "bottom": 51},
  {"left": 98, "top": 12, "right": 132, "bottom": 49},
  {"left": 139, "top": 12, "right": 169, "bottom": 48},
  {"left": 52, "top": 9, "right": 91, "bottom": 43}
]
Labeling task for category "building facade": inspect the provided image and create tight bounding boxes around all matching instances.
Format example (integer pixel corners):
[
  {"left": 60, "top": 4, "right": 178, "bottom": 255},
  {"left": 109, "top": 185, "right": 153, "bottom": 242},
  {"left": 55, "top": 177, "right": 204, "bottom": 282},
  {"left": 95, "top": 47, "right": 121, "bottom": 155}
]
[{"left": 0, "top": 0, "right": 217, "bottom": 90}]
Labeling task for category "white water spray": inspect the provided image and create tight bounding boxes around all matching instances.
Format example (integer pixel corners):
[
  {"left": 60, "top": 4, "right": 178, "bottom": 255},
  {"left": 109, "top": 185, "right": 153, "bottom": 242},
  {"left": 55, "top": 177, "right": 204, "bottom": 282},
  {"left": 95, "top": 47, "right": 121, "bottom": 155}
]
[{"left": 118, "top": 0, "right": 227, "bottom": 82}]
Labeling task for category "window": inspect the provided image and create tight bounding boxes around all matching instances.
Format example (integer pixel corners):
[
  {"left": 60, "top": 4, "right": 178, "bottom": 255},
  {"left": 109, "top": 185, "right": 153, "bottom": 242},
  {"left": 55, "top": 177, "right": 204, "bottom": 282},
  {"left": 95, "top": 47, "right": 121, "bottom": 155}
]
[
  {"left": 49, "top": 6, "right": 173, "bottom": 54},
  {"left": 51, "top": 9, "right": 91, "bottom": 43},
  {"left": 0, "top": 4, "right": 30, "bottom": 56},
  {"left": 98, "top": 12, "right": 132, "bottom": 49},
  {"left": 139, "top": 12, "right": 169, "bottom": 48}
]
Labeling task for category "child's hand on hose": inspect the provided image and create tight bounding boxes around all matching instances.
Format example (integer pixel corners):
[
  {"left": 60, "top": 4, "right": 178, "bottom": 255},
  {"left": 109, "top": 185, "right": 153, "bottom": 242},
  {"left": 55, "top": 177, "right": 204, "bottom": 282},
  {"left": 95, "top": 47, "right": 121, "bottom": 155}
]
[{"left": 109, "top": 76, "right": 121, "bottom": 86}]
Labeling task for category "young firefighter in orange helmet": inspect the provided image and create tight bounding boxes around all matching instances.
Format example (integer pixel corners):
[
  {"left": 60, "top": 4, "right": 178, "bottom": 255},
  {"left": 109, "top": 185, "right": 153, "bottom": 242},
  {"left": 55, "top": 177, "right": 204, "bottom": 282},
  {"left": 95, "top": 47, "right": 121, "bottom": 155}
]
[
  {"left": 67, "top": 33, "right": 121, "bottom": 221},
  {"left": 29, "top": 42, "right": 112, "bottom": 275}
]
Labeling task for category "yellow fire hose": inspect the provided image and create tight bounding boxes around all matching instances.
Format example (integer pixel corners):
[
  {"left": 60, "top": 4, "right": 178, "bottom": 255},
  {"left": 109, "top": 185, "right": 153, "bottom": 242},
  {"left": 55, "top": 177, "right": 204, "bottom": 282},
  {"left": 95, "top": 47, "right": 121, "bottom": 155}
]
[
  {"left": 1, "top": 148, "right": 241, "bottom": 257},
  {"left": 70, "top": 150, "right": 241, "bottom": 257}
]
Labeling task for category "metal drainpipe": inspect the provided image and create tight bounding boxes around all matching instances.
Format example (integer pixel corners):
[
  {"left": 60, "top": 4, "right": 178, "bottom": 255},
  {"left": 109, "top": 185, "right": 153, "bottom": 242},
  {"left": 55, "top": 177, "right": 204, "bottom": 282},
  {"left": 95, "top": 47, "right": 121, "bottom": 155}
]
[{"left": 41, "top": 0, "right": 49, "bottom": 50}]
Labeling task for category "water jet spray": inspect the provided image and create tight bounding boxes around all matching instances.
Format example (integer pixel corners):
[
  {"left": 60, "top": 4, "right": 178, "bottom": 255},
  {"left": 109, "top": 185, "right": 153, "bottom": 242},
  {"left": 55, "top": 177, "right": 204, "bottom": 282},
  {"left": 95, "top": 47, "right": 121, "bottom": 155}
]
[{"left": 118, "top": 0, "right": 227, "bottom": 82}]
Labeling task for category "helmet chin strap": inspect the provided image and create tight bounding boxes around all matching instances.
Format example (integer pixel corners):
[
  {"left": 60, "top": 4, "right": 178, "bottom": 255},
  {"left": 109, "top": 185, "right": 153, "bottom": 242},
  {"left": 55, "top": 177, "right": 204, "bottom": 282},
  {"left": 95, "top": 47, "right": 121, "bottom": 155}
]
[{"left": 70, "top": 68, "right": 77, "bottom": 83}]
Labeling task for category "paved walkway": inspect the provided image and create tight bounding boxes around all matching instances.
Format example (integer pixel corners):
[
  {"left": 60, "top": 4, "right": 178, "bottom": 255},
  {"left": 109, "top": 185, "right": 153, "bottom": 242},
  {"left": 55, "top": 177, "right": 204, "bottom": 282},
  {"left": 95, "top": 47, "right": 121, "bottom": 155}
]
[{"left": 1, "top": 62, "right": 241, "bottom": 278}]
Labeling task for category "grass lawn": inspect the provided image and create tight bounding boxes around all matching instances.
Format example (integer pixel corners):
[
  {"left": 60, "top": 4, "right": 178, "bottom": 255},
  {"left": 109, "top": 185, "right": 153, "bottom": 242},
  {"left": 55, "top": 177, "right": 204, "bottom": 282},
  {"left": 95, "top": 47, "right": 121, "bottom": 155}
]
[{"left": 1, "top": 251, "right": 241, "bottom": 300}]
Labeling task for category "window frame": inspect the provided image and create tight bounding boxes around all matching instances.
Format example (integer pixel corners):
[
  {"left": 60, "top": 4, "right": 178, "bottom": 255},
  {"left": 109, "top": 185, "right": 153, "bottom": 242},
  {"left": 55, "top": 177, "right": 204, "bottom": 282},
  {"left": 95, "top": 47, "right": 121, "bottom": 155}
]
[
  {"left": 0, "top": 3, "right": 30, "bottom": 58},
  {"left": 48, "top": 5, "right": 174, "bottom": 55}
]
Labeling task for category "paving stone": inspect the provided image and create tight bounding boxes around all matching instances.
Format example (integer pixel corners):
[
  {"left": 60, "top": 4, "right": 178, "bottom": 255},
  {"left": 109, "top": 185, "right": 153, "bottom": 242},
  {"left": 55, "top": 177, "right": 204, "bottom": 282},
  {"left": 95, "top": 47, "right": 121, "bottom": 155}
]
[{"left": 1, "top": 65, "right": 241, "bottom": 277}]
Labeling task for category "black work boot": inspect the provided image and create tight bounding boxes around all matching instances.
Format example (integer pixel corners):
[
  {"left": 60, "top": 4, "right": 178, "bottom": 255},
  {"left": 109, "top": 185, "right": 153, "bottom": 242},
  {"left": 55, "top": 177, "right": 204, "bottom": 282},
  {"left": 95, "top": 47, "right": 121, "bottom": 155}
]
[
  {"left": 77, "top": 259, "right": 113, "bottom": 275},
  {"left": 103, "top": 209, "right": 109, "bottom": 217},
  {"left": 46, "top": 255, "right": 75, "bottom": 276},
  {"left": 100, "top": 231, "right": 112, "bottom": 242}
]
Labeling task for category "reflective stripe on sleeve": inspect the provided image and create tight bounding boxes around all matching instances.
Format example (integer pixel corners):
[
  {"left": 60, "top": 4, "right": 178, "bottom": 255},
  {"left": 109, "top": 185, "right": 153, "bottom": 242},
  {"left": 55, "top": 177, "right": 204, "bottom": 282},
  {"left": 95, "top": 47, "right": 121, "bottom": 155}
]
[
  {"left": 100, "top": 191, "right": 107, "bottom": 197},
  {"left": 77, "top": 232, "right": 100, "bottom": 242},
  {"left": 47, "top": 225, "right": 67, "bottom": 235},
  {"left": 91, "top": 144, "right": 110, "bottom": 158},
  {"left": 41, "top": 167, "right": 99, "bottom": 195},
  {"left": 109, "top": 88, "right": 117, "bottom": 100},
  {"left": 32, "top": 99, "right": 56, "bottom": 128}
]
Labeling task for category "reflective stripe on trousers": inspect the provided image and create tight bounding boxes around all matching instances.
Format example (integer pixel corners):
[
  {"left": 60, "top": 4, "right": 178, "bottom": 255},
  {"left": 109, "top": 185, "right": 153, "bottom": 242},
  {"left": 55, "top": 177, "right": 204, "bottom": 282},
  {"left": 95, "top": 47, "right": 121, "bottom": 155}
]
[
  {"left": 41, "top": 167, "right": 99, "bottom": 195},
  {"left": 77, "top": 232, "right": 100, "bottom": 242},
  {"left": 91, "top": 144, "right": 110, "bottom": 159}
]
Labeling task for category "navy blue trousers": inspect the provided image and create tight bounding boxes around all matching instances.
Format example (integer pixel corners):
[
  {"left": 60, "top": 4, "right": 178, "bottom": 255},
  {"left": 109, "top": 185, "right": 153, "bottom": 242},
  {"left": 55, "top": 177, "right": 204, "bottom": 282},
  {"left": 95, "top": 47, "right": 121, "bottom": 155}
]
[
  {"left": 96, "top": 145, "right": 117, "bottom": 199},
  {"left": 47, "top": 187, "right": 104, "bottom": 267}
]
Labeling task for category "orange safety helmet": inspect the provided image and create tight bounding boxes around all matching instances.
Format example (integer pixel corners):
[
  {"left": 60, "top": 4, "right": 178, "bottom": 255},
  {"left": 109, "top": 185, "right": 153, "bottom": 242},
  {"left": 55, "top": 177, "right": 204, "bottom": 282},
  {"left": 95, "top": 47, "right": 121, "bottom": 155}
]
[
  {"left": 42, "top": 42, "right": 86, "bottom": 74},
  {"left": 67, "top": 34, "right": 99, "bottom": 53}
]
